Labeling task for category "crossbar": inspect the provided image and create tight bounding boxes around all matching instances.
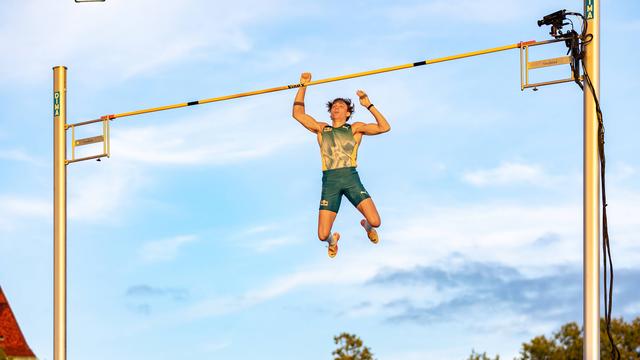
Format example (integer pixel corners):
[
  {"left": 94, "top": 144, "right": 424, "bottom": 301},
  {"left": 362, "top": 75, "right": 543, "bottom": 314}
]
[{"left": 68, "top": 40, "right": 545, "bottom": 127}]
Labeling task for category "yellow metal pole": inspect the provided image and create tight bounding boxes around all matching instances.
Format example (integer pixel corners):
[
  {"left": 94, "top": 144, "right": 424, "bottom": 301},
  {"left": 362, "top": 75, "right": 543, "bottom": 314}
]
[
  {"left": 583, "top": 0, "right": 600, "bottom": 359},
  {"left": 53, "top": 66, "right": 67, "bottom": 360},
  {"left": 68, "top": 41, "right": 534, "bottom": 127}
]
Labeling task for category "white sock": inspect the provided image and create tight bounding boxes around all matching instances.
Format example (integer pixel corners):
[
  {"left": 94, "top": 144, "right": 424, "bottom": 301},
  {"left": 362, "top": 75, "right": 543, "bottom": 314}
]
[
  {"left": 363, "top": 220, "right": 373, "bottom": 232},
  {"left": 325, "top": 233, "right": 335, "bottom": 245}
]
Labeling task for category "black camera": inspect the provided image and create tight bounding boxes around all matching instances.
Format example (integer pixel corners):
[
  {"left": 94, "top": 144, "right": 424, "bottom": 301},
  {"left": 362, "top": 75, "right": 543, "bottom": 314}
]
[
  {"left": 537, "top": 10, "right": 567, "bottom": 27},
  {"left": 537, "top": 10, "right": 571, "bottom": 38}
]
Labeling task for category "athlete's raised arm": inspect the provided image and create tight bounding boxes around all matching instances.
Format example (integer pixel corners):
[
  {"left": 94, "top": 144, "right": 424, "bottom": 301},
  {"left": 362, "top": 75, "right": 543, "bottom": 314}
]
[
  {"left": 352, "top": 90, "right": 391, "bottom": 136},
  {"left": 292, "top": 72, "right": 326, "bottom": 133}
]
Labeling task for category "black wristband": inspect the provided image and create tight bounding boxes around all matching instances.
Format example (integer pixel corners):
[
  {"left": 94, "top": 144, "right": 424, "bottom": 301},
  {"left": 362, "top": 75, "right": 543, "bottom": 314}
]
[
  {"left": 367, "top": 104, "right": 374, "bottom": 110},
  {"left": 294, "top": 101, "right": 305, "bottom": 106}
]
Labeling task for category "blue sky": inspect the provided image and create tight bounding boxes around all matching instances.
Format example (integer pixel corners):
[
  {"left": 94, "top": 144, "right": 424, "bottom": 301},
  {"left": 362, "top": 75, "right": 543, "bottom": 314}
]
[{"left": 1, "top": 1, "right": 639, "bottom": 359}]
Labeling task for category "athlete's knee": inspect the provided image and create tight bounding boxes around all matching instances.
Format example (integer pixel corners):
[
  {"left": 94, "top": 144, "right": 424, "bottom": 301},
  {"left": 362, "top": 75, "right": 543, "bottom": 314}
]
[
  {"left": 368, "top": 215, "right": 381, "bottom": 228},
  {"left": 318, "top": 228, "right": 331, "bottom": 241}
]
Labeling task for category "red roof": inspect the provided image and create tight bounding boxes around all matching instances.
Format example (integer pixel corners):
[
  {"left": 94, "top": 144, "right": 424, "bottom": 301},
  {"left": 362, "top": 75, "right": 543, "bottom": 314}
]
[{"left": 0, "top": 287, "right": 36, "bottom": 357}]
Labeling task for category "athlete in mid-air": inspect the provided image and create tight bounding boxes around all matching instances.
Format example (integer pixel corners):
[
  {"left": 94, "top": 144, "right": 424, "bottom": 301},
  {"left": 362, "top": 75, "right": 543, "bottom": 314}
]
[{"left": 292, "top": 72, "right": 391, "bottom": 258}]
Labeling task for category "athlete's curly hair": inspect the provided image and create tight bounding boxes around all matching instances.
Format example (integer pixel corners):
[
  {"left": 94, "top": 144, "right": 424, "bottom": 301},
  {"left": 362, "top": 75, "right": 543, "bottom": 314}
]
[{"left": 326, "top": 97, "right": 355, "bottom": 121}]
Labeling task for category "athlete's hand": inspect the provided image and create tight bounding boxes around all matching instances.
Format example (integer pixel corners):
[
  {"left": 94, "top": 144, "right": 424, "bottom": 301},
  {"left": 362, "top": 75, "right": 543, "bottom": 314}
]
[
  {"left": 356, "top": 90, "right": 371, "bottom": 107},
  {"left": 300, "top": 72, "right": 312, "bottom": 85}
]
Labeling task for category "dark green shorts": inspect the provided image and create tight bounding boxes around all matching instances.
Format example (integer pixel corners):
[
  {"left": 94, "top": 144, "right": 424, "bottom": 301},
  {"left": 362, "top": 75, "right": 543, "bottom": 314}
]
[{"left": 319, "top": 167, "right": 371, "bottom": 213}]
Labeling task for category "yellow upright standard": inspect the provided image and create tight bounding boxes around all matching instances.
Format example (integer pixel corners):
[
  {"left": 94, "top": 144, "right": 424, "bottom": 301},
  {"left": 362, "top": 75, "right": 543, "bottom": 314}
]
[
  {"left": 53, "top": 66, "right": 67, "bottom": 360},
  {"left": 583, "top": 0, "right": 600, "bottom": 359}
]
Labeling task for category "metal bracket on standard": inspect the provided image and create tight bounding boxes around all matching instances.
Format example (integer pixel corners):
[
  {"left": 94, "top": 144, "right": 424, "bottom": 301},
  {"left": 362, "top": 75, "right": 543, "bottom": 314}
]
[
  {"left": 67, "top": 117, "right": 111, "bottom": 164},
  {"left": 520, "top": 40, "right": 582, "bottom": 91}
]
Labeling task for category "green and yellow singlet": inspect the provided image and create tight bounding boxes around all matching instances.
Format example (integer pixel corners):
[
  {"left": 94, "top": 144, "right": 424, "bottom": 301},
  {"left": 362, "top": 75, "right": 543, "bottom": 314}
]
[{"left": 319, "top": 124, "right": 359, "bottom": 171}]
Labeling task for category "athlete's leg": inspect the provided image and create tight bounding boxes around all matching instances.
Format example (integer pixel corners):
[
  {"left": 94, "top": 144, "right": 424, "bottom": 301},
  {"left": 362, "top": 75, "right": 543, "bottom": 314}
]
[
  {"left": 357, "top": 198, "right": 381, "bottom": 244},
  {"left": 342, "top": 170, "right": 379, "bottom": 227},
  {"left": 342, "top": 169, "right": 381, "bottom": 244},
  {"left": 356, "top": 198, "right": 381, "bottom": 228},
  {"left": 318, "top": 210, "right": 338, "bottom": 241},
  {"left": 318, "top": 210, "right": 341, "bottom": 258},
  {"left": 318, "top": 169, "right": 342, "bottom": 256}
]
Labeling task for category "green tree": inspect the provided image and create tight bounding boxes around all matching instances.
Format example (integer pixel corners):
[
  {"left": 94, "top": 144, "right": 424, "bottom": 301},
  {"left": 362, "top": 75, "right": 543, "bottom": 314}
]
[
  {"left": 518, "top": 317, "right": 640, "bottom": 360},
  {"left": 332, "top": 332, "right": 375, "bottom": 360},
  {"left": 467, "top": 349, "right": 500, "bottom": 360},
  {"left": 468, "top": 316, "right": 640, "bottom": 360},
  {"left": 519, "top": 322, "right": 582, "bottom": 360},
  {"left": 601, "top": 317, "right": 640, "bottom": 359}
]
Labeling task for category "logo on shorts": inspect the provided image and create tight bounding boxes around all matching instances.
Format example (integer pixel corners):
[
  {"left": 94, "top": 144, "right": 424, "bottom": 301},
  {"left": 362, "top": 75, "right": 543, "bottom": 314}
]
[
  {"left": 320, "top": 199, "right": 329, "bottom": 207},
  {"left": 360, "top": 191, "right": 368, "bottom": 195}
]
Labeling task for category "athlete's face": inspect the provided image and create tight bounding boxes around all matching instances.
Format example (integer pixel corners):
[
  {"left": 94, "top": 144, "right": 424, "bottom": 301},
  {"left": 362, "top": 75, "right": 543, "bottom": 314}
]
[{"left": 330, "top": 101, "right": 351, "bottom": 122}]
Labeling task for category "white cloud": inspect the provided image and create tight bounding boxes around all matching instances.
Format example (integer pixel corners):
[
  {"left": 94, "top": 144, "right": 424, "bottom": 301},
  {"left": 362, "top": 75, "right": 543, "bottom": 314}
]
[
  {"left": 381, "top": 201, "right": 584, "bottom": 270},
  {"left": 182, "top": 192, "right": 638, "bottom": 320},
  {"left": 253, "top": 236, "right": 302, "bottom": 253},
  {"left": 0, "top": 196, "right": 50, "bottom": 218},
  {"left": 462, "top": 161, "right": 548, "bottom": 187},
  {"left": 232, "top": 222, "right": 304, "bottom": 253},
  {"left": 68, "top": 161, "right": 148, "bottom": 223},
  {"left": 248, "top": 48, "right": 307, "bottom": 71},
  {"left": 50, "top": 100, "right": 308, "bottom": 228},
  {"left": 0, "top": 0, "right": 290, "bottom": 85},
  {"left": 0, "top": 149, "right": 45, "bottom": 166},
  {"left": 67, "top": 99, "right": 305, "bottom": 224},
  {"left": 110, "top": 99, "right": 304, "bottom": 166},
  {"left": 140, "top": 234, "right": 198, "bottom": 263},
  {"left": 0, "top": 195, "right": 50, "bottom": 232},
  {"left": 610, "top": 161, "right": 636, "bottom": 182},
  {"left": 184, "top": 266, "right": 349, "bottom": 319}
]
